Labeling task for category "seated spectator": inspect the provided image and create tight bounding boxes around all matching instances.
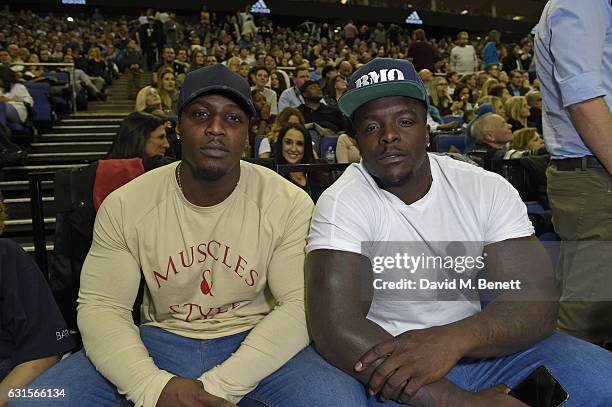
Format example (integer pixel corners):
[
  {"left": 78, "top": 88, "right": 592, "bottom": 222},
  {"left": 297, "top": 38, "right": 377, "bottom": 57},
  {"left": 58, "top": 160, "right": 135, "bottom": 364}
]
[
  {"left": 451, "top": 83, "right": 473, "bottom": 118},
  {"left": 525, "top": 90, "right": 543, "bottom": 134},
  {"left": 188, "top": 50, "right": 206, "bottom": 73},
  {"left": 507, "top": 69, "right": 529, "bottom": 96},
  {"left": 238, "top": 61, "right": 250, "bottom": 79},
  {"left": 121, "top": 39, "right": 145, "bottom": 100},
  {"left": 83, "top": 47, "right": 111, "bottom": 91},
  {"left": 226, "top": 56, "right": 241, "bottom": 73},
  {"left": 175, "top": 49, "right": 190, "bottom": 71},
  {"left": 278, "top": 67, "right": 310, "bottom": 112},
  {"left": 274, "top": 123, "right": 329, "bottom": 202},
  {"left": 29, "top": 65, "right": 357, "bottom": 407},
  {"left": 264, "top": 54, "right": 290, "bottom": 88},
  {"left": 269, "top": 70, "right": 287, "bottom": 100},
  {"left": 488, "top": 84, "right": 511, "bottom": 103},
  {"left": 298, "top": 80, "right": 349, "bottom": 134},
  {"left": 152, "top": 47, "right": 185, "bottom": 84},
  {"left": 480, "top": 78, "right": 499, "bottom": 98},
  {"left": 249, "top": 65, "right": 278, "bottom": 115},
  {"left": 106, "top": 111, "right": 169, "bottom": 159},
  {"left": 497, "top": 70, "right": 509, "bottom": 86},
  {"left": 259, "top": 107, "right": 305, "bottom": 158},
  {"left": 249, "top": 89, "right": 275, "bottom": 157},
  {"left": 135, "top": 85, "right": 162, "bottom": 113},
  {"left": 428, "top": 76, "right": 462, "bottom": 117},
  {"left": 0, "top": 66, "right": 33, "bottom": 125},
  {"left": 468, "top": 113, "right": 513, "bottom": 166},
  {"left": 23, "top": 54, "right": 45, "bottom": 80},
  {"left": 50, "top": 42, "right": 64, "bottom": 62},
  {"left": 336, "top": 125, "right": 360, "bottom": 164},
  {"left": 418, "top": 68, "right": 433, "bottom": 88},
  {"left": 0, "top": 192, "right": 76, "bottom": 406},
  {"left": 505, "top": 95, "right": 530, "bottom": 131},
  {"left": 60, "top": 54, "right": 104, "bottom": 101},
  {"left": 484, "top": 62, "right": 501, "bottom": 79},
  {"left": 477, "top": 95, "right": 506, "bottom": 118},
  {"left": 445, "top": 71, "right": 459, "bottom": 95},
  {"left": 323, "top": 75, "right": 347, "bottom": 108},
  {"left": 156, "top": 68, "right": 179, "bottom": 115},
  {"left": 504, "top": 127, "right": 548, "bottom": 159}
]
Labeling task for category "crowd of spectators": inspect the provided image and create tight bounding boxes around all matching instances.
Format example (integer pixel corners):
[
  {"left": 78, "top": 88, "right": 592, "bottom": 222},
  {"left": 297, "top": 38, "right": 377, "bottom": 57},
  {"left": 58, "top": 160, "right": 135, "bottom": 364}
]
[{"left": 0, "top": 6, "right": 545, "bottom": 176}]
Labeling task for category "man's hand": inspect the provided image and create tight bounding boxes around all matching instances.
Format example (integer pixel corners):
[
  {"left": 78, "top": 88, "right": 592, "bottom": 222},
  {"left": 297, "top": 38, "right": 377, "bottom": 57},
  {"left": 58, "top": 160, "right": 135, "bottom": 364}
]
[
  {"left": 471, "top": 385, "right": 529, "bottom": 407},
  {"left": 156, "top": 377, "right": 236, "bottom": 407},
  {"left": 355, "top": 325, "right": 467, "bottom": 402}
]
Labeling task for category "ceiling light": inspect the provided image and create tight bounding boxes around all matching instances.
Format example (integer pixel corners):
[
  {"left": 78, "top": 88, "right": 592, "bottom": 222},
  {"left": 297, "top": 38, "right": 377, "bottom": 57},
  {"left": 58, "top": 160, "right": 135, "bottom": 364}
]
[{"left": 460, "top": 9, "right": 469, "bottom": 15}]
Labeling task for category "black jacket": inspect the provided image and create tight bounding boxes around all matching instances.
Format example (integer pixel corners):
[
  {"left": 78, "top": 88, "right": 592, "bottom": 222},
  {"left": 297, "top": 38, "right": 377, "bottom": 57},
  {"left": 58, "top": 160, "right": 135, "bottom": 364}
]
[{"left": 49, "top": 157, "right": 173, "bottom": 335}]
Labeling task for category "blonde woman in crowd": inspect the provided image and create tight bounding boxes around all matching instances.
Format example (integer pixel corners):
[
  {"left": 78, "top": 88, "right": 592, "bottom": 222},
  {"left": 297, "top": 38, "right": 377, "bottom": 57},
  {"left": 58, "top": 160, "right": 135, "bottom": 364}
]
[
  {"left": 258, "top": 107, "right": 304, "bottom": 158},
  {"left": 226, "top": 56, "right": 241, "bottom": 73},
  {"left": 509, "top": 127, "right": 546, "bottom": 153},
  {"left": 505, "top": 95, "right": 530, "bottom": 131},
  {"left": 477, "top": 95, "right": 506, "bottom": 119},
  {"left": 428, "top": 76, "right": 462, "bottom": 116},
  {"left": 336, "top": 124, "right": 360, "bottom": 164},
  {"left": 134, "top": 86, "right": 162, "bottom": 112},
  {"left": 155, "top": 67, "right": 179, "bottom": 114},
  {"left": 479, "top": 78, "right": 499, "bottom": 98}
]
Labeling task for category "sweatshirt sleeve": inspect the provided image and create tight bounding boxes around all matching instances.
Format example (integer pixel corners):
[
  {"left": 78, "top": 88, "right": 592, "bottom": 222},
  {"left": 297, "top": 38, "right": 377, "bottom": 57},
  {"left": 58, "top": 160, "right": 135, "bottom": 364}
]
[
  {"left": 198, "top": 191, "right": 313, "bottom": 403},
  {"left": 77, "top": 195, "right": 175, "bottom": 407}
]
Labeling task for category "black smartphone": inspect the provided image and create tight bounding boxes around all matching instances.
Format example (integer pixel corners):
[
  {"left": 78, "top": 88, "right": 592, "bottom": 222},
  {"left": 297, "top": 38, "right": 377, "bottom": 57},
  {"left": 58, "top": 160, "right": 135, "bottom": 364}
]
[{"left": 509, "top": 365, "right": 569, "bottom": 407}]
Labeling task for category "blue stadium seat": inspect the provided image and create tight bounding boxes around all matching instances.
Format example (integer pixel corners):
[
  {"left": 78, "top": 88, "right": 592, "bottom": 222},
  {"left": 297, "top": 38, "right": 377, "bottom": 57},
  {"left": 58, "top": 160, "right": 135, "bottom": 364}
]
[
  {"left": 24, "top": 82, "right": 54, "bottom": 128},
  {"left": 319, "top": 135, "right": 339, "bottom": 160},
  {"left": 43, "top": 72, "right": 69, "bottom": 83},
  {"left": 0, "top": 102, "right": 6, "bottom": 125},
  {"left": 441, "top": 115, "right": 464, "bottom": 125},
  {"left": 436, "top": 134, "right": 467, "bottom": 153}
]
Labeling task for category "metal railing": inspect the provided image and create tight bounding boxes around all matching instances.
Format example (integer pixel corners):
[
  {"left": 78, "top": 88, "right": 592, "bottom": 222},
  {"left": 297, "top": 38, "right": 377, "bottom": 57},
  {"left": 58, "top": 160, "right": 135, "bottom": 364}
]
[
  {"left": 28, "top": 171, "right": 56, "bottom": 279},
  {"left": 10, "top": 62, "right": 77, "bottom": 114}
]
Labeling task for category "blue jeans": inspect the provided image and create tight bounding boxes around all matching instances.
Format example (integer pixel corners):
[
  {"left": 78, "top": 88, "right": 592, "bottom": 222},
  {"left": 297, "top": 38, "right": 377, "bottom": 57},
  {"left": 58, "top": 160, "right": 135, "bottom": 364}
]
[
  {"left": 366, "top": 331, "right": 612, "bottom": 406},
  {"left": 12, "top": 325, "right": 366, "bottom": 406}
]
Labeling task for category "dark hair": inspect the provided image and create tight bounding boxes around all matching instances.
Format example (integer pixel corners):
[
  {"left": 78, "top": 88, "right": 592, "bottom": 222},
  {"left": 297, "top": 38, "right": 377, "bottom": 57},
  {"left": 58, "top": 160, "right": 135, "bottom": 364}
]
[
  {"left": 0, "top": 65, "right": 17, "bottom": 92},
  {"left": 107, "top": 111, "right": 166, "bottom": 159},
  {"left": 300, "top": 80, "right": 319, "bottom": 95},
  {"left": 488, "top": 84, "right": 507, "bottom": 98},
  {"left": 274, "top": 124, "right": 314, "bottom": 165},
  {"left": 452, "top": 83, "right": 470, "bottom": 101}
]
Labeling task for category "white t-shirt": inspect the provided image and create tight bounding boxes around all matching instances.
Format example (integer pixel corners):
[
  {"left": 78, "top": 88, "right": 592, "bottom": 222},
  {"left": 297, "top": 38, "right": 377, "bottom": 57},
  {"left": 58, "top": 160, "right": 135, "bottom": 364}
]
[{"left": 306, "top": 153, "right": 534, "bottom": 336}]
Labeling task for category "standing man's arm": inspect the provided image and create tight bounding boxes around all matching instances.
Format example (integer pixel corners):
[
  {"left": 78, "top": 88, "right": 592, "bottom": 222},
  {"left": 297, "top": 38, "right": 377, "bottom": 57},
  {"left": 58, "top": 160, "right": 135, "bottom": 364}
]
[
  {"left": 548, "top": 0, "right": 612, "bottom": 173},
  {"left": 568, "top": 98, "right": 612, "bottom": 174}
]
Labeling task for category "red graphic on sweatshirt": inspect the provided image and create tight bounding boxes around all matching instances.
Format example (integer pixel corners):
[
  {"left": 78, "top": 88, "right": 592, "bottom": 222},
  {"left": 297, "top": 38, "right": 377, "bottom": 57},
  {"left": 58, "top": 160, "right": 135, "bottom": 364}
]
[
  {"left": 151, "top": 240, "right": 260, "bottom": 290},
  {"left": 200, "top": 269, "right": 213, "bottom": 296}
]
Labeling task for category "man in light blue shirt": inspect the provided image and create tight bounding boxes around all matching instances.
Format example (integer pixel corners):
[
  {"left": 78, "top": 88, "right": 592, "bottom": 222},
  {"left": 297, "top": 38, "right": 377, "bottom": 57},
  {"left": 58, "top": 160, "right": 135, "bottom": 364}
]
[
  {"left": 277, "top": 67, "right": 310, "bottom": 113},
  {"left": 535, "top": 0, "right": 612, "bottom": 347}
]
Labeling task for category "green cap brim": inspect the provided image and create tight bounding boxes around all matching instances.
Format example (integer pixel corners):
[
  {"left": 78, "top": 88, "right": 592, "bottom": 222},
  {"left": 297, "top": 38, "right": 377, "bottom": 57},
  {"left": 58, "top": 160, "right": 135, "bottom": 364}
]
[{"left": 338, "top": 81, "right": 428, "bottom": 118}]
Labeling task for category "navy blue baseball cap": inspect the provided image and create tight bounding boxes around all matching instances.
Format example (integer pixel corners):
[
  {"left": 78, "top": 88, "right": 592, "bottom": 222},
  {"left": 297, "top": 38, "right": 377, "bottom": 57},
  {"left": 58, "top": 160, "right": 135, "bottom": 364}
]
[
  {"left": 338, "top": 58, "right": 429, "bottom": 118},
  {"left": 178, "top": 64, "right": 256, "bottom": 117}
]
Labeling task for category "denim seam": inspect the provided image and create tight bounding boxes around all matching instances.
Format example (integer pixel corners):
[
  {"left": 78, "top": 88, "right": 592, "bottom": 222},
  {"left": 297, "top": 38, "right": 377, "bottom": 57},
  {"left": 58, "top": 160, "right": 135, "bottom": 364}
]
[{"left": 241, "top": 392, "right": 275, "bottom": 407}]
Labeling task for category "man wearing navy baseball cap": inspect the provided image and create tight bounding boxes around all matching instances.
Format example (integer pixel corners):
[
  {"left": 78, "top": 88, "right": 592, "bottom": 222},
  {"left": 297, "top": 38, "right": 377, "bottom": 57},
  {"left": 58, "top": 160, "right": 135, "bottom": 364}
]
[
  {"left": 306, "top": 58, "right": 612, "bottom": 405},
  {"left": 23, "top": 65, "right": 364, "bottom": 407}
]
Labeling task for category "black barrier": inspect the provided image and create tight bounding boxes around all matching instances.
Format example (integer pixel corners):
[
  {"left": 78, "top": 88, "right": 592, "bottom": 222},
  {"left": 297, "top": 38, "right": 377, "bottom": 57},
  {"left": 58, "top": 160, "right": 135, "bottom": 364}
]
[
  {"left": 275, "top": 163, "right": 350, "bottom": 174},
  {"left": 28, "top": 172, "right": 55, "bottom": 279}
]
